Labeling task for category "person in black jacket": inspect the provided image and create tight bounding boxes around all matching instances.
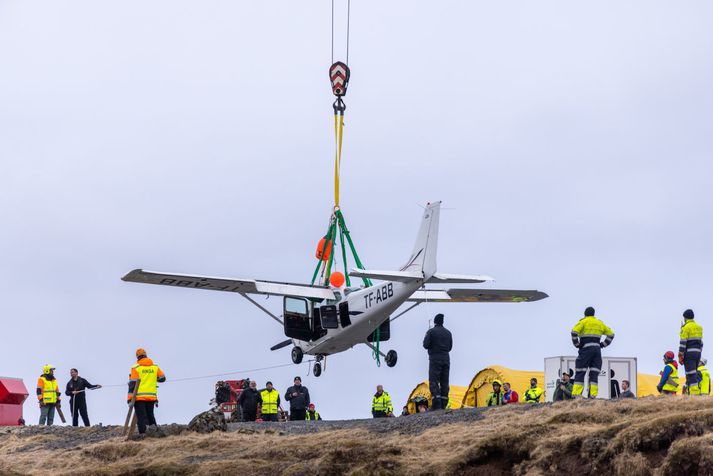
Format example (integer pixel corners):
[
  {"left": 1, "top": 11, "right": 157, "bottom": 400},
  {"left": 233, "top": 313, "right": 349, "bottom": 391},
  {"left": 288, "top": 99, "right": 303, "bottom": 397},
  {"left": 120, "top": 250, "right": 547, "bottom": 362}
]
[
  {"left": 284, "top": 376, "right": 310, "bottom": 421},
  {"left": 65, "top": 368, "right": 101, "bottom": 427},
  {"left": 237, "top": 380, "right": 262, "bottom": 422},
  {"left": 423, "top": 313, "right": 452, "bottom": 410}
]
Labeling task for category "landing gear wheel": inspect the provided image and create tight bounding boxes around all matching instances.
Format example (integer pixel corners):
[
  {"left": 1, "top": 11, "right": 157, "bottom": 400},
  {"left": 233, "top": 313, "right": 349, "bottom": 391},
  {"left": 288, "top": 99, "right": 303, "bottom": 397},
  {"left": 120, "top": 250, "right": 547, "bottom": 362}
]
[
  {"left": 313, "top": 362, "right": 322, "bottom": 377},
  {"left": 385, "top": 350, "right": 398, "bottom": 368},
  {"left": 291, "top": 347, "right": 303, "bottom": 364}
]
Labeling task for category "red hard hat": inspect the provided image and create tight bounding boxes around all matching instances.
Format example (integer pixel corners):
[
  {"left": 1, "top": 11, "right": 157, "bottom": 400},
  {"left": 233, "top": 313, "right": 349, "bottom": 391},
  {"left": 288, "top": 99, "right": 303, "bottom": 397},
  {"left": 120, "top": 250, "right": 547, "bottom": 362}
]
[{"left": 664, "top": 351, "right": 675, "bottom": 360}]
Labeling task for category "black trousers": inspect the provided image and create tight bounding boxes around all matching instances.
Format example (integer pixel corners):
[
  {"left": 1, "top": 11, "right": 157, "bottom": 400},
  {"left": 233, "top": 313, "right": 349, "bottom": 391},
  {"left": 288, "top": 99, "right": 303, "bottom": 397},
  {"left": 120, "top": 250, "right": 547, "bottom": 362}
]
[
  {"left": 429, "top": 359, "right": 450, "bottom": 410},
  {"left": 134, "top": 401, "right": 157, "bottom": 434},
  {"left": 242, "top": 409, "right": 257, "bottom": 422},
  {"left": 70, "top": 398, "right": 90, "bottom": 427},
  {"left": 262, "top": 413, "right": 278, "bottom": 422},
  {"left": 290, "top": 409, "right": 306, "bottom": 421}
]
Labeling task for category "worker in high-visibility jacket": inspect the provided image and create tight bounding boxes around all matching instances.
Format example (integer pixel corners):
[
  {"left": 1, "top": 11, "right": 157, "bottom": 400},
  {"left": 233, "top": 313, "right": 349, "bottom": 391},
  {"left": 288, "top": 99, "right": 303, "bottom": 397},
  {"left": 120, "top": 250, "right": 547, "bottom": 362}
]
[
  {"left": 127, "top": 348, "right": 166, "bottom": 435},
  {"left": 37, "top": 365, "right": 61, "bottom": 426},
  {"left": 371, "top": 385, "right": 393, "bottom": 418},
  {"left": 698, "top": 358, "right": 710, "bottom": 395},
  {"left": 260, "top": 381, "right": 281, "bottom": 422},
  {"left": 306, "top": 403, "right": 322, "bottom": 421},
  {"left": 523, "top": 378, "right": 543, "bottom": 404},
  {"left": 571, "top": 307, "right": 615, "bottom": 398},
  {"left": 486, "top": 380, "right": 504, "bottom": 406},
  {"left": 679, "top": 309, "right": 704, "bottom": 395},
  {"left": 657, "top": 351, "right": 679, "bottom": 395}
]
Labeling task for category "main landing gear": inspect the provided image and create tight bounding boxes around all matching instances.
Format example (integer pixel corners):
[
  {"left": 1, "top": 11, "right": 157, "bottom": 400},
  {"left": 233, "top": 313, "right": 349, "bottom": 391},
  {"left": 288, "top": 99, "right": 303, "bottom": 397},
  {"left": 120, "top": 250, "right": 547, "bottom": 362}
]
[{"left": 291, "top": 346, "right": 303, "bottom": 364}]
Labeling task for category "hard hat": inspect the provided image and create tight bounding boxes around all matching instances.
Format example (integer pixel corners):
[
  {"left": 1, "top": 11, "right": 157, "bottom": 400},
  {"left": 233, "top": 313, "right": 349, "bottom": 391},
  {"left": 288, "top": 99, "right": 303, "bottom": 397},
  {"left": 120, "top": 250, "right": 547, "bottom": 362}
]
[
  {"left": 492, "top": 379, "right": 502, "bottom": 386},
  {"left": 43, "top": 365, "right": 55, "bottom": 374},
  {"left": 136, "top": 348, "right": 147, "bottom": 358},
  {"left": 664, "top": 351, "right": 675, "bottom": 361}
]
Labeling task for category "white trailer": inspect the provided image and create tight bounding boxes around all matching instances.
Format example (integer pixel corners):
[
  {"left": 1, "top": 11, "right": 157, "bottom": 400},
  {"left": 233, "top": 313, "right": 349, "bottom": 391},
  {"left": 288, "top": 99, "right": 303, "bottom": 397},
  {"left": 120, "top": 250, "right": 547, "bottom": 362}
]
[{"left": 544, "top": 356, "right": 638, "bottom": 401}]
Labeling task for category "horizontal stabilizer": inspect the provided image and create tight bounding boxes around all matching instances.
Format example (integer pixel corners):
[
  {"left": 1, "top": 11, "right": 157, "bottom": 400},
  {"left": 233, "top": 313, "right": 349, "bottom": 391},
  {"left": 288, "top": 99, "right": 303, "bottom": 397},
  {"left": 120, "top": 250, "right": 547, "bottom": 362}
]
[
  {"left": 408, "top": 288, "right": 548, "bottom": 303},
  {"left": 427, "top": 273, "right": 494, "bottom": 284},
  {"left": 122, "top": 269, "right": 335, "bottom": 300},
  {"left": 349, "top": 268, "right": 423, "bottom": 282}
]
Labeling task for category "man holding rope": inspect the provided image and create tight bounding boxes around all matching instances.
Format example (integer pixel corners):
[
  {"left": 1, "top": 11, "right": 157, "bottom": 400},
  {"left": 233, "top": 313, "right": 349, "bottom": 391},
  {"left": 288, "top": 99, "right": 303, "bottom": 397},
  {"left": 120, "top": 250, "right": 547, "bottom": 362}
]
[{"left": 65, "top": 368, "right": 102, "bottom": 427}]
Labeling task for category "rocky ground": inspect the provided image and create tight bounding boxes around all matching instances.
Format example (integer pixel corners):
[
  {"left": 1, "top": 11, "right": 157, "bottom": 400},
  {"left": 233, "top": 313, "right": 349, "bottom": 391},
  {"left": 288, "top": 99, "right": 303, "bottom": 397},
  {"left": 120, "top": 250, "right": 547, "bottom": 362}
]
[{"left": 2, "top": 397, "right": 713, "bottom": 475}]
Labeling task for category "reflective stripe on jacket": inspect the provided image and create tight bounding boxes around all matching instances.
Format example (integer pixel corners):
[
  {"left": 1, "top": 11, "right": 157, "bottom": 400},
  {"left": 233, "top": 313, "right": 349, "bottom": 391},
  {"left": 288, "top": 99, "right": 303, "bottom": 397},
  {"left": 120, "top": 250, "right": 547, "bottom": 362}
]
[
  {"left": 680, "top": 320, "right": 704, "bottom": 355},
  {"left": 372, "top": 392, "right": 392, "bottom": 414},
  {"left": 37, "top": 376, "right": 59, "bottom": 404},
  {"left": 306, "top": 410, "right": 321, "bottom": 420},
  {"left": 524, "top": 387, "right": 543, "bottom": 403},
  {"left": 571, "top": 316, "right": 615, "bottom": 349},
  {"left": 260, "top": 389, "right": 280, "bottom": 414}
]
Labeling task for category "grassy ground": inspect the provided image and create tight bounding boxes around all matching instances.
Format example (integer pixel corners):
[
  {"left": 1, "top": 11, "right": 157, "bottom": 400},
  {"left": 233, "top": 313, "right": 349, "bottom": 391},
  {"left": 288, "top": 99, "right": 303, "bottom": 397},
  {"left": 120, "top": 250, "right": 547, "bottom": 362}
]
[{"left": 2, "top": 396, "right": 713, "bottom": 475}]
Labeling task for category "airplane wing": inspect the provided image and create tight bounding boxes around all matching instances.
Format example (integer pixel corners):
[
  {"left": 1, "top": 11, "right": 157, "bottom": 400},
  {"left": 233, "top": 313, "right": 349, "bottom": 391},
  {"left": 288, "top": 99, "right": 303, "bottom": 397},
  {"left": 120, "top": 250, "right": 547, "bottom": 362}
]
[
  {"left": 407, "top": 289, "right": 548, "bottom": 303},
  {"left": 122, "top": 269, "right": 335, "bottom": 300}
]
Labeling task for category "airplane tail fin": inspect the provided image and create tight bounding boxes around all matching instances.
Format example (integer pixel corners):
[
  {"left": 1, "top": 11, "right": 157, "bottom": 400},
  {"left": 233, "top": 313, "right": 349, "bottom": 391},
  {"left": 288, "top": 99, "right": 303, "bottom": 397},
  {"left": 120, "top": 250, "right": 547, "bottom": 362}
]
[{"left": 400, "top": 201, "right": 440, "bottom": 279}]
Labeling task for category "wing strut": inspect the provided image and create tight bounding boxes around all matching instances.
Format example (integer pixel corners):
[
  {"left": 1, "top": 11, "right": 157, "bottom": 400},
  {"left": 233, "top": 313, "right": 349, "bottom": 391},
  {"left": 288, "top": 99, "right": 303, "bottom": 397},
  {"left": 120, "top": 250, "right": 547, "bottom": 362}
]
[
  {"left": 389, "top": 302, "right": 421, "bottom": 324},
  {"left": 239, "top": 293, "right": 283, "bottom": 326}
]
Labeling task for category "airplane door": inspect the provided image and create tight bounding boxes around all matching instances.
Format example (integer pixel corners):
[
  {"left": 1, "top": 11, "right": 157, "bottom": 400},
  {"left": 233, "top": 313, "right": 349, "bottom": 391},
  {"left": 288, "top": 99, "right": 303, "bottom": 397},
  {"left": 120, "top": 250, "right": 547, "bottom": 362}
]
[{"left": 283, "top": 297, "right": 313, "bottom": 341}]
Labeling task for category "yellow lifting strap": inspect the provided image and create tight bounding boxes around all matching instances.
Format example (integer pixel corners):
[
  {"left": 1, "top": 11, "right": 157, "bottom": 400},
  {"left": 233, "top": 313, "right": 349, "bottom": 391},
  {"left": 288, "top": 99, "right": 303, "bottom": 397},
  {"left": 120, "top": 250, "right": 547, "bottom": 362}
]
[{"left": 333, "top": 111, "right": 345, "bottom": 207}]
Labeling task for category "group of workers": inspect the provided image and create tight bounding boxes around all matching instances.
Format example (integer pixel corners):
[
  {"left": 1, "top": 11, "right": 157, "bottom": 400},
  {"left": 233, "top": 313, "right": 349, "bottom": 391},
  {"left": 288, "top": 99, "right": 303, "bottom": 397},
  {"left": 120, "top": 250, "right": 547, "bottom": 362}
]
[
  {"left": 234, "top": 376, "right": 321, "bottom": 422},
  {"left": 33, "top": 307, "right": 706, "bottom": 430},
  {"left": 567, "top": 307, "right": 707, "bottom": 398},
  {"left": 36, "top": 365, "right": 102, "bottom": 427}
]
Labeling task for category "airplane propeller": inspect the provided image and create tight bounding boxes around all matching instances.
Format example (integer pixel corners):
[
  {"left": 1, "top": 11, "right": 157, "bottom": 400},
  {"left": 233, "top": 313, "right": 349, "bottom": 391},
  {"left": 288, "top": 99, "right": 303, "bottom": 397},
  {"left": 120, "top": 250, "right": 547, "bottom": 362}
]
[{"left": 270, "top": 339, "right": 292, "bottom": 351}]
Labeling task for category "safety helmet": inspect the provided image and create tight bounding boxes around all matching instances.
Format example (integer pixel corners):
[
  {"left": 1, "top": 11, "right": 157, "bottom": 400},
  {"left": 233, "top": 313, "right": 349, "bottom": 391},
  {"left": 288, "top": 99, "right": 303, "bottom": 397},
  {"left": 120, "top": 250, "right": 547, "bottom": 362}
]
[
  {"left": 42, "top": 364, "right": 55, "bottom": 375},
  {"left": 664, "top": 351, "right": 675, "bottom": 362},
  {"left": 136, "top": 348, "right": 147, "bottom": 359},
  {"left": 492, "top": 379, "right": 502, "bottom": 387}
]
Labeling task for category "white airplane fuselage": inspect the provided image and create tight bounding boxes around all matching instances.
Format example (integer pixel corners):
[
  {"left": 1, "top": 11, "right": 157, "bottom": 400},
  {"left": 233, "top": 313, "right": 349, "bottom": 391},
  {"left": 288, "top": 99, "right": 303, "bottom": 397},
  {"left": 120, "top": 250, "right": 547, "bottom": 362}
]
[{"left": 296, "top": 278, "right": 424, "bottom": 356}]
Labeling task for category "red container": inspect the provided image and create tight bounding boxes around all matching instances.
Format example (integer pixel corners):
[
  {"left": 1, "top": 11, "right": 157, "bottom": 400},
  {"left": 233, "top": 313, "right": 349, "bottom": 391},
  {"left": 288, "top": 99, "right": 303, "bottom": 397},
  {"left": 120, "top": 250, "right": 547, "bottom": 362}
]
[{"left": 0, "top": 377, "right": 29, "bottom": 426}]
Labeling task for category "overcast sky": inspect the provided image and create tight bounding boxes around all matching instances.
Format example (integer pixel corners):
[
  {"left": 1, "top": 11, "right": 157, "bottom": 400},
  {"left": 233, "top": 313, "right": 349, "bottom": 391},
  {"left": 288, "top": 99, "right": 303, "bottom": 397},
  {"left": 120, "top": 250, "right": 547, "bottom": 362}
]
[{"left": 1, "top": 1, "right": 712, "bottom": 425}]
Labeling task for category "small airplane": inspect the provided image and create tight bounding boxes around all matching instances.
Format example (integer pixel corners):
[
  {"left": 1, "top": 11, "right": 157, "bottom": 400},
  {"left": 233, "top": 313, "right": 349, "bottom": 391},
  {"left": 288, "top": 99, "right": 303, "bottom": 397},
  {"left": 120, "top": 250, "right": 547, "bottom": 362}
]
[{"left": 122, "top": 202, "right": 547, "bottom": 377}]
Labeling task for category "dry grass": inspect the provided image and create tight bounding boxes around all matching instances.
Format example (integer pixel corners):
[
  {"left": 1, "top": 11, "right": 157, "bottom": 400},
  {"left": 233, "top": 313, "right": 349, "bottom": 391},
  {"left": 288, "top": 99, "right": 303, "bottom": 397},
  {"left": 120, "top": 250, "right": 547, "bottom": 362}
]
[{"left": 3, "top": 397, "right": 713, "bottom": 475}]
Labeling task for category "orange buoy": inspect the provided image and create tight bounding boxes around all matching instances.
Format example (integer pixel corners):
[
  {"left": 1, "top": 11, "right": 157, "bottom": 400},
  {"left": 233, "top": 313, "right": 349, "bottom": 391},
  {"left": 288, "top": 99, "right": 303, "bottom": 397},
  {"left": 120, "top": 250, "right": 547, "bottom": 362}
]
[
  {"left": 315, "top": 238, "right": 333, "bottom": 261},
  {"left": 330, "top": 271, "right": 345, "bottom": 288}
]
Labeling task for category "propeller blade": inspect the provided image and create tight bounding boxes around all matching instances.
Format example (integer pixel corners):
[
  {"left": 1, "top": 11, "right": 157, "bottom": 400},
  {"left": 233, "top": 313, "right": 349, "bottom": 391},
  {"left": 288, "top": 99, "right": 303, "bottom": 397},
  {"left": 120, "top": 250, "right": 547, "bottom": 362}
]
[{"left": 270, "top": 339, "right": 292, "bottom": 351}]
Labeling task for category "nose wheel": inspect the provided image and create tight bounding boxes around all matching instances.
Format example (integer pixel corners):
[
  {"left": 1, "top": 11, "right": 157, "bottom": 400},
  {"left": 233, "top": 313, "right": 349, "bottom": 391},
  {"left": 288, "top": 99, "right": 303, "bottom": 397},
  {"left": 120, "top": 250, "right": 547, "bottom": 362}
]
[
  {"left": 291, "top": 347, "right": 303, "bottom": 364},
  {"left": 312, "top": 355, "right": 326, "bottom": 377},
  {"left": 385, "top": 350, "right": 398, "bottom": 368}
]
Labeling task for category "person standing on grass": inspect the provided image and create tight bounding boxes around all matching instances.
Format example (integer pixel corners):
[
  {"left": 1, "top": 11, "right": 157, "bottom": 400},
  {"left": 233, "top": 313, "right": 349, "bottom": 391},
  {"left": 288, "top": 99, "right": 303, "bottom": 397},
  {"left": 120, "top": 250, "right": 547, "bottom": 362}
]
[{"left": 65, "top": 368, "right": 101, "bottom": 427}]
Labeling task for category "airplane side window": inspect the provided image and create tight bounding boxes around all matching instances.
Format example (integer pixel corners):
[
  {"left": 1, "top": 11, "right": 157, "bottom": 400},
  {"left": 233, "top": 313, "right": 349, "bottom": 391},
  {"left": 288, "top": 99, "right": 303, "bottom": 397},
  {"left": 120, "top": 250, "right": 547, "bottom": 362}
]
[{"left": 285, "top": 297, "right": 308, "bottom": 315}]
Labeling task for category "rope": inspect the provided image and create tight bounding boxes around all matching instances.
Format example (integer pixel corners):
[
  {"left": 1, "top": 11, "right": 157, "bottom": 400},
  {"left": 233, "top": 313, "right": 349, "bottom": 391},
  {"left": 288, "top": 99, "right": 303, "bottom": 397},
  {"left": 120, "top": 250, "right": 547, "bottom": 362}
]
[{"left": 79, "top": 361, "right": 314, "bottom": 389}]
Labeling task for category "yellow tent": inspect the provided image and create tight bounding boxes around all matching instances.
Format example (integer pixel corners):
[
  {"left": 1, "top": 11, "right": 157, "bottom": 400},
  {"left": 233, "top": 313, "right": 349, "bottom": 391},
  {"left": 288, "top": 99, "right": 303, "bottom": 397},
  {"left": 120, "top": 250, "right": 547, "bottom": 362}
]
[
  {"left": 638, "top": 373, "right": 667, "bottom": 396},
  {"left": 405, "top": 381, "right": 467, "bottom": 414},
  {"left": 463, "top": 365, "right": 544, "bottom": 407}
]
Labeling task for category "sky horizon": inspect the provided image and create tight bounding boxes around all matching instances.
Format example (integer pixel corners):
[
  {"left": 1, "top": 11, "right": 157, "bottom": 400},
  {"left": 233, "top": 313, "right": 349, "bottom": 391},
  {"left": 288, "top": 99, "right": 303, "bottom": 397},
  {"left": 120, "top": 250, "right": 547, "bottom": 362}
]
[{"left": 1, "top": 1, "right": 711, "bottom": 425}]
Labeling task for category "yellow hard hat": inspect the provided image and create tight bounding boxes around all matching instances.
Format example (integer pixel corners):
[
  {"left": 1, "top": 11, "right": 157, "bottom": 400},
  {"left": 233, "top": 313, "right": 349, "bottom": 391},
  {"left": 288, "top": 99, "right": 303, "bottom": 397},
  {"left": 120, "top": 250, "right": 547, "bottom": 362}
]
[
  {"left": 43, "top": 365, "right": 55, "bottom": 375},
  {"left": 136, "top": 348, "right": 147, "bottom": 358},
  {"left": 492, "top": 379, "right": 502, "bottom": 387}
]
